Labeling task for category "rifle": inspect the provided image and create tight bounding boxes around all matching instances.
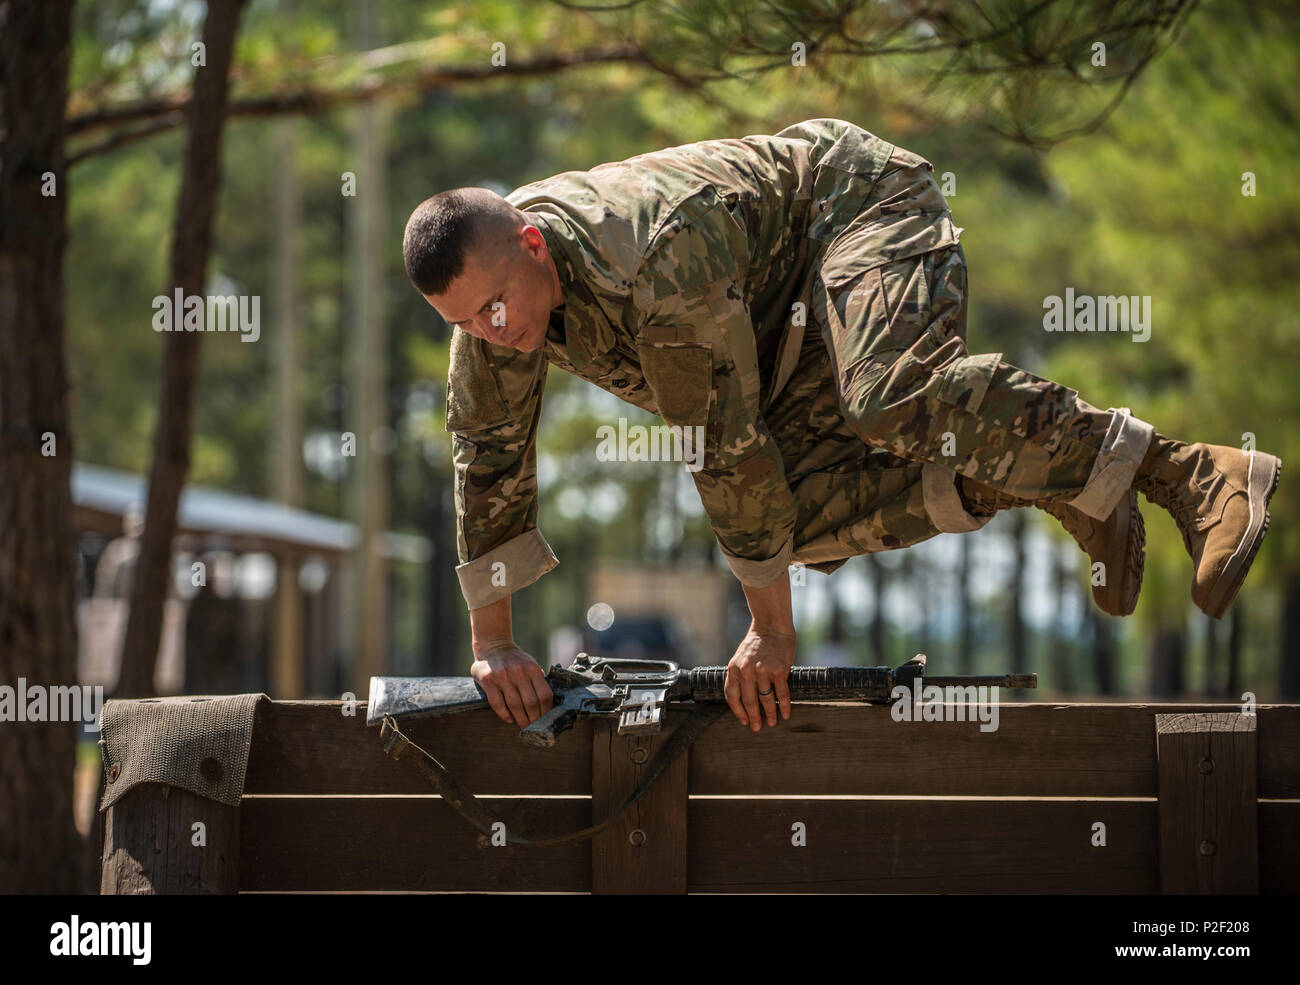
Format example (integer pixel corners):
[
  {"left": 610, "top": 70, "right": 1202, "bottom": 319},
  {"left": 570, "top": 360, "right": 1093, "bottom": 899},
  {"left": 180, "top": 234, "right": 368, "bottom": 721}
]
[
  {"left": 368, "top": 651, "right": 1036, "bottom": 746},
  {"left": 366, "top": 653, "right": 1035, "bottom": 846}
]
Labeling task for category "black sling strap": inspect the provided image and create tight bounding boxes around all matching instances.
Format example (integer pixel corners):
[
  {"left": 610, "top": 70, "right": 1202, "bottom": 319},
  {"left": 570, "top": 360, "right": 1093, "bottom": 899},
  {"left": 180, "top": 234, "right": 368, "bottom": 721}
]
[{"left": 378, "top": 704, "right": 727, "bottom": 847}]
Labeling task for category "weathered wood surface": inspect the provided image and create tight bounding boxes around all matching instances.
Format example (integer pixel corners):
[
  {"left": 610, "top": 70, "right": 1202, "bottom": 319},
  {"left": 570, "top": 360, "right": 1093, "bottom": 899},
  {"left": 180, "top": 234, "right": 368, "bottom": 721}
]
[
  {"left": 245, "top": 702, "right": 1300, "bottom": 797},
  {"left": 591, "top": 715, "right": 690, "bottom": 894},
  {"left": 101, "top": 698, "right": 1300, "bottom": 894},
  {"left": 240, "top": 796, "right": 589, "bottom": 892},
  {"left": 1157, "top": 713, "right": 1258, "bottom": 893},
  {"left": 243, "top": 700, "right": 593, "bottom": 795},
  {"left": 234, "top": 795, "right": 1300, "bottom": 893},
  {"left": 688, "top": 799, "right": 1158, "bottom": 893},
  {"left": 692, "top": 703, "right": 1298, "bottom": 798},
  {"left": 101, "top": 784, "right": 239, "bottom": 894}
]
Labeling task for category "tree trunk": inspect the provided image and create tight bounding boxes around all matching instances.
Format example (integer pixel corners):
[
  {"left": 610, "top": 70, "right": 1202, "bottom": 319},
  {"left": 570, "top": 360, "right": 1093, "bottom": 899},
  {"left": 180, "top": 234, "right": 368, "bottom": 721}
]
[
  {"left": 956, "top": 534, "right": 973, "bottom": 674},
  {"left": 1052, "top": 541, "right": 1075, "bottom": 695},
  {"left": 347, "top": 0, "right": 391, "bottom": 691},
  {"left": 1280, "top": 571, "right": 1300, "bottom": 701},
  {"left": 1226, "top": 604, "right": 1243, "bottom": 699},
  {"left": 0, "top": 0, "right": 80, "bottom": 893},
  {"left": 117, "top": 0, "right": 247, "bottom": 698},
  {"left": 899, "top": 550, "right": 915, "bottom": 658},
  {"left": 866, "top": 554, "right": 885, "bottom": 665},
  {"left": 269, "top": 111, "right": 304, "bottom": 698},
  {"left": 425, "top": 477, "right": 461, "bottom": 675},
  {"left": 1090, "top": 607, "right": 1116, "bottom": 695},
  {"left": 1008, "top": 510, "right": 1027, "bottom": 676},
  {"left": 1149, "top": 626, "right": 1185, "bottom": 698},
  {"left": 1200, "top": 613, "right": 1216, "bottom": 697},
  {"left": 271, "top": 50, "right": 303, "bottom": 510}
]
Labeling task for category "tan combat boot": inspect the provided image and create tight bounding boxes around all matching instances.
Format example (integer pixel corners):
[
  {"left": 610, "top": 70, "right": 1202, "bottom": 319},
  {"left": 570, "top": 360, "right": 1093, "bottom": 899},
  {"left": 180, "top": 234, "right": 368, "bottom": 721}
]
[
  {"left": 1134, "top": 439, "right": 1281, "bottom": 618},
  {"left": 957, "top": 477, "right": 1145, "bottom": 617}
]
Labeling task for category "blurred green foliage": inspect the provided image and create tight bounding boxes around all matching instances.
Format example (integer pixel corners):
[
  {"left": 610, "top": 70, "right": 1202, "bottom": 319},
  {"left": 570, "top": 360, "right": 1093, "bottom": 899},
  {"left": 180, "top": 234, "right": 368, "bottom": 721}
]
[{"left": 62, "top": 0, "right": 1298, "bottom": 691}]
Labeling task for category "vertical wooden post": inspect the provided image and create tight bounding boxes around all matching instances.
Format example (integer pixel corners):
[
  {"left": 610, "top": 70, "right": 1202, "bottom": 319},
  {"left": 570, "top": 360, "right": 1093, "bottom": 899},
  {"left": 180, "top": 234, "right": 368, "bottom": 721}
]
[
  {"left": 1156, "top": 712, "right": 1257, "bottom": 893},
  {"left": 591, "top": 714, "right": 689, "bottom": 894},
  {"left": 100, "top": 784, "right": 240, "bottom": 894},
  {"left": 271, "top": 549, "right": 303, "bottom": 699}
]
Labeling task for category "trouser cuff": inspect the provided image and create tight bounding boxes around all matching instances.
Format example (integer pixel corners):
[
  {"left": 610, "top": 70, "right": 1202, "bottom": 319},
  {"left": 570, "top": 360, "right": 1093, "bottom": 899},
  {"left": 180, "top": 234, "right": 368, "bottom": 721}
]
[
  {"left": 1065, "top": 407, "right": 1155, "bottom": 521},
  {"left": 923, "top": 463, "right": 993, "bottom": 533}
]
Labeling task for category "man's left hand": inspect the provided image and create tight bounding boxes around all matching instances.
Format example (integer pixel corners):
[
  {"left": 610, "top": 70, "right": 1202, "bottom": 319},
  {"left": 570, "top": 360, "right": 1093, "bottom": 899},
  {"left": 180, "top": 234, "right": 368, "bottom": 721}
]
[{"left": 724, "top": 627, "right": 796, "bottom": 732}]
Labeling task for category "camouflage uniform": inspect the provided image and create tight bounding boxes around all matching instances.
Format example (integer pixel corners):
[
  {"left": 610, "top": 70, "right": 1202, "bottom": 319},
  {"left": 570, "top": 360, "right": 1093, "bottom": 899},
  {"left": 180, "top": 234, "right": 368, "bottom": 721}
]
[{"left": 446, "top": 119, "right": 1153, "bottom": 608}]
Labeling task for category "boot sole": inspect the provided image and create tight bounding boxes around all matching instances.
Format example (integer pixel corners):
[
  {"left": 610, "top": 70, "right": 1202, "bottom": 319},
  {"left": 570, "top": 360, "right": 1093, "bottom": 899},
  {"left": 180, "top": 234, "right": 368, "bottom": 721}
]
[
  {"left": 1094, "top": 488, "right": 1144, "bottom": 617},
  {"left": 1202, "top": 451, "right": 1281, "bottom": 619}
]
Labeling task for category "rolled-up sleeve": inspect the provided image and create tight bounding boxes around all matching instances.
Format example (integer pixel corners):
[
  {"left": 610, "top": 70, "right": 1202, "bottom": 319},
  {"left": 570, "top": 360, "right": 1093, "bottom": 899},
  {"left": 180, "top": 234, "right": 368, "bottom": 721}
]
[
  {"left": 635, "top": 209, "right": 798, "bottom": 587},
  {"left": 445, "top": 327, "right": 556, "bottom": 608}
]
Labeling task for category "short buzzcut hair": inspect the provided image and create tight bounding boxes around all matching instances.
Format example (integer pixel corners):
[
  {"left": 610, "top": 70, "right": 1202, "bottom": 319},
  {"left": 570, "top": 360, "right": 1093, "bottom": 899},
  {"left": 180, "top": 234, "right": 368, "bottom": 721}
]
[{"left": 402, "top": 187, "right": 522, "bottom": 295}]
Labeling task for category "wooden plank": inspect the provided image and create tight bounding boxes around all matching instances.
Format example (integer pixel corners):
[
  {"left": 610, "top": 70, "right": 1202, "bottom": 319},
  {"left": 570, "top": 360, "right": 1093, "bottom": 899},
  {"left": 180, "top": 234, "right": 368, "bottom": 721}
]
[
  {"left": 1260, "top": 801, "right": 1300, "bottom": 894},
  {"left": 686, "top": 799, "right": 1157, "bottom": 893},
  {"left": 101, "top": 784, "right": 239, "bottom": 894},
  {"left": 242, "top": 701, "right": 1300, "bottom": 798},
  {"left": 591, "top": 714, "right": 689, "bottom": 894},
  {"left": 244, "top": 702, "right": 592, "bottom": 795},
  {"left": 237, "top": 796, "right": 1300, "bottom": 894},
  {"left": 689, "top": 703, "right": 1300, "bottom": 798},
  {"left": 1157, "top": 713, "right": 1258, "bottom": 893},
  {"left": 239, "top": 796, "right": 589, "bottom": 892}
]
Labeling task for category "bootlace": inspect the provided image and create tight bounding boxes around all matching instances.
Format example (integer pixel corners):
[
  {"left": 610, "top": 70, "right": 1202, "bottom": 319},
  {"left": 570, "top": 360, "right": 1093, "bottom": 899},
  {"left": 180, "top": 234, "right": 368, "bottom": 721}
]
[{"left": 1135, "top": 475, "right": 1202, "bottom": 529}]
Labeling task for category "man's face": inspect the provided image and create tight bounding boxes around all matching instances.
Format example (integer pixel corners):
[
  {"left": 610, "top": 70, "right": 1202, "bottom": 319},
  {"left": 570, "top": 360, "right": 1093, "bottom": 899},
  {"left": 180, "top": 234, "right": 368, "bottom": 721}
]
[{"left": 425, "top": 225, "right": 555, "bottom": 353}]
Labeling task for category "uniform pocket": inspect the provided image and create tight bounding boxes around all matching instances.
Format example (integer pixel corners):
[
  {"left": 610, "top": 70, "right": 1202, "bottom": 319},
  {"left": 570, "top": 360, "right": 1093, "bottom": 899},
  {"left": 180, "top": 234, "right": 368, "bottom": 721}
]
[
  {"left": 817, "top": 210, "right": 962, "bottom": 289},
  {"left": 637, "top": 341, "right": 713, "bottom": 428}
]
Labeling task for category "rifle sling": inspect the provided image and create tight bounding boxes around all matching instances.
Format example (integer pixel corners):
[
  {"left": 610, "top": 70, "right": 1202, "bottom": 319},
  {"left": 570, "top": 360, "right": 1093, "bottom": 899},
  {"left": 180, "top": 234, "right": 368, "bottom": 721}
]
[{"left": 377, "top": 704, "right": 727, "bottom": 847}]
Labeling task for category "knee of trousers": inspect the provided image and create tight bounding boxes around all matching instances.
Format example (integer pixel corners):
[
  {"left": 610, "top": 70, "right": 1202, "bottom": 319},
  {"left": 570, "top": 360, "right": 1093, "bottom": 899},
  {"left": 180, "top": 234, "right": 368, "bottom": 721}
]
[{"left": 836, "top": 358, "right": 948, "bottom": 451}]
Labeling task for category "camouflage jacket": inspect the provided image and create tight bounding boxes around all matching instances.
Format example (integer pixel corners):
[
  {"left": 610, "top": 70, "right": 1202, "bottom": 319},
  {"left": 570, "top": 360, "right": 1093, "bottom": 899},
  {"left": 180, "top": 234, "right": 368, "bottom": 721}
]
[{"left": 446, "top": 118, "right": 961, "bottom": 608}]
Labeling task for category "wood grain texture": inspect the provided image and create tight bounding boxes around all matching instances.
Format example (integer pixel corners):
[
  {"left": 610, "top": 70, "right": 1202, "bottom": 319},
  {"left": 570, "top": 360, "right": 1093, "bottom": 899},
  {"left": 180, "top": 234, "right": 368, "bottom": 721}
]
[
  {"left": 689, "top": 703, "right": 1300, "bottom": 797},
  {"left": 106, "top": 700, "right": 1300, "bottom": 893},
  {"left": 101, "top": 784, "right": 239, "bottom": 894},
  {"left": 1157, "top": 713, "right": 1258, "bottom": 893},
  {"left": 230, "top": 796, "right": 1300, "bottom": 894},
  {"left": 242, "top": 701, "right": 1300, "bottom": 797},
  {"left": 239, "top": 796, "right": 589, "bottom": 892},
  {"left": 244, "top": 702, "right": 593, "bottom": 795},
  {"left": 591, "top": 715, "right": 689, "bottom": 894},
  {"left": 686, "top": 799, "right": 1157, "bottom": 893}
]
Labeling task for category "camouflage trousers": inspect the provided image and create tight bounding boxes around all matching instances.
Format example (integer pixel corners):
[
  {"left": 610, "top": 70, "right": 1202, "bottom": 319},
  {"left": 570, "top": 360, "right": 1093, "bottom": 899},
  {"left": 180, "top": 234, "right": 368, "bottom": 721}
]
[{"left": 770, "top": 238, "right": 1153, "bottom": 575}]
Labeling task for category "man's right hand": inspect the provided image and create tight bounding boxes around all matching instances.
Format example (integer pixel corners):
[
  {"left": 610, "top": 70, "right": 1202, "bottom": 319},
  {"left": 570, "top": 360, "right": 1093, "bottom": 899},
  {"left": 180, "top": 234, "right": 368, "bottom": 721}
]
[{"left": 470, "top": 643, "right": 554, "bottom": 728}]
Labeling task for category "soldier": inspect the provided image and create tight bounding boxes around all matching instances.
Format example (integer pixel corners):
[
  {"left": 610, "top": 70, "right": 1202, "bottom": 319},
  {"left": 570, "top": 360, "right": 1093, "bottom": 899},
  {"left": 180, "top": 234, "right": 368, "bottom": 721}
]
[{"left": 401, "top": 118, "right": 1280, "bottom": 735}]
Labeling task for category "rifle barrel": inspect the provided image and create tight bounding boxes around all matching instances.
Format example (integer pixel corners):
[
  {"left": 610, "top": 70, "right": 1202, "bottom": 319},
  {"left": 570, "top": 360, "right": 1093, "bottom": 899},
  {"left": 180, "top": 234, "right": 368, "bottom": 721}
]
[{"left": 687, "top": 666, "right": 1036, "bottom": 703}]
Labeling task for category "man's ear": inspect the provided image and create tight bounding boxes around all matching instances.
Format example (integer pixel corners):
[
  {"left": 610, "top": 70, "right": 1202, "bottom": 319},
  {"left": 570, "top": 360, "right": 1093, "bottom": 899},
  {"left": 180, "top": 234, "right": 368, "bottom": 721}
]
[{"left": 520, "top": 223, "right": 545, "bottom": 258}]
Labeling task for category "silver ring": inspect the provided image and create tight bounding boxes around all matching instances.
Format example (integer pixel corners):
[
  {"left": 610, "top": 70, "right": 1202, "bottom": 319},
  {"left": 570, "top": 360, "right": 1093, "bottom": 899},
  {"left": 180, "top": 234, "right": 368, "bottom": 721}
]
[{"left": 757, "top": 687, "right": 774, "bottom": 696}]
